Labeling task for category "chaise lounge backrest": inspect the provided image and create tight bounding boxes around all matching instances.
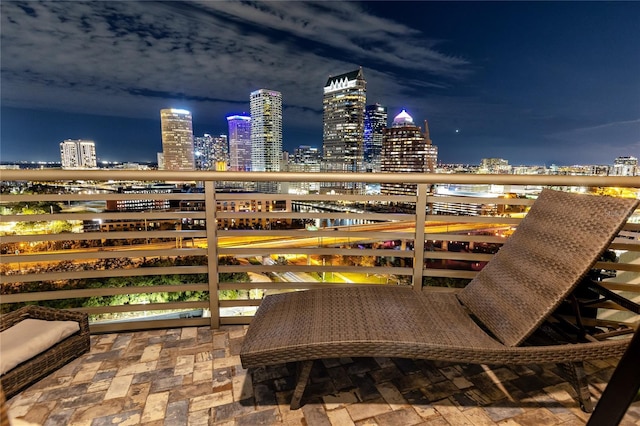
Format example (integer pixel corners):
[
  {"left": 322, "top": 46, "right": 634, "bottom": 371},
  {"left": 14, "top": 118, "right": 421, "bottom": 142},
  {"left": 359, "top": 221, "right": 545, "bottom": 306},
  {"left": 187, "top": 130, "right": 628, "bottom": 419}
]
[{"left": 457, "top": 189, "right": 638, "bottom": 347}]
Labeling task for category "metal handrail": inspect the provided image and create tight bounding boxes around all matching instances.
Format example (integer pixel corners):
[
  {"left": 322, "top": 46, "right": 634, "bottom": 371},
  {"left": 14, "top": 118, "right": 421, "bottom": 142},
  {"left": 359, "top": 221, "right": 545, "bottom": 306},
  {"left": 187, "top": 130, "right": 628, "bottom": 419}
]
[{"left": 1, "top": 170, "right": 638, "bottom": 332}]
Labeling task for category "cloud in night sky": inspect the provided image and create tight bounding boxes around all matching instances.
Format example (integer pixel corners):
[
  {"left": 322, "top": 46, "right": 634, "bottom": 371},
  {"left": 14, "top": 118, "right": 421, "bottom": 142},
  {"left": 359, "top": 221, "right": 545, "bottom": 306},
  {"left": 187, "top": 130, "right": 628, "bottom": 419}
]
[{"left": 1, "top": 1, "right": 638, "bottom": 165}]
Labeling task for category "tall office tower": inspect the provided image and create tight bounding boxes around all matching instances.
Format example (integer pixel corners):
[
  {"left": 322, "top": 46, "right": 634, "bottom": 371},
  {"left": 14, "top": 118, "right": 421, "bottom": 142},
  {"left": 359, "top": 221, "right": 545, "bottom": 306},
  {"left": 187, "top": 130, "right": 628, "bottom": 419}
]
[
  {"left": 194, "top": 134, "right": 229, "bottom": 171},
  {"left": 423, "top": 119, "right": 438, "bottom": 174},
  {"left": 212, "top": 134, "right": 229, "bottom": 171},
  {"left": 60, "top": 139, "right": 97, "bottom": 169},
  {"left": 227, "top": 115, "right": 252, "bottom": 172},
  {"left": 612, "top": 156, "right": 638, "bottom": 176},
  {"left": 322, "top": 68, "right": 366, "bottom": 194},
  {"left": 194, "top": 134, "right": 213, "bottom": 170},
  {"left": 380, "top": 110, "right": 437, "bottom": 196},
  {"left": 250, "top": 89, "right": 283, "bottom": 193},
  {"left": 364, "top": 104, "right": 387, "bottom": 173},
  {"left": 160, "top": 108, "right": 194, "bottom": 170},
  {"left": 288, "top": 145, "right": 321, "bottom": 194}
]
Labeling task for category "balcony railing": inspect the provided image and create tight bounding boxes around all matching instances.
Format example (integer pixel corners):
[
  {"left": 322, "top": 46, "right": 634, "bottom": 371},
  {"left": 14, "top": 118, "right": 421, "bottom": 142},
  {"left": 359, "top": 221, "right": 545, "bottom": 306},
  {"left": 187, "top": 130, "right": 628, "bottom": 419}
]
[{"left": 1, "top": 170, "right": 638, "bottom": 333}]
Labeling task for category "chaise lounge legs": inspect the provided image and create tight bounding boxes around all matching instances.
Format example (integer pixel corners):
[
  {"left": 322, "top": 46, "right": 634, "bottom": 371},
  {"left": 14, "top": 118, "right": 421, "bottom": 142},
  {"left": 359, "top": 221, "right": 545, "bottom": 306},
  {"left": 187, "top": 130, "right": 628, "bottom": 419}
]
[
  {"left": 558, "top": 361, "right": 593, "bottom": 413},
  {"left": 290, "top": 360, "right": 314, "bottom": 410},
  {"left": 284, "top": 360, "right": 596, "bottom": 411}
]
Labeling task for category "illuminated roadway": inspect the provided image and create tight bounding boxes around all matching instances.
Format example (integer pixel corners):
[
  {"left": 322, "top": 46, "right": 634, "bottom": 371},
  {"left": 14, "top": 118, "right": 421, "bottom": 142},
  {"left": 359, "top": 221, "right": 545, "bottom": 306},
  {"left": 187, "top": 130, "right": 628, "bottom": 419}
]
[{"left": 216, "top": 220, "right": 511, "bottom": 250}]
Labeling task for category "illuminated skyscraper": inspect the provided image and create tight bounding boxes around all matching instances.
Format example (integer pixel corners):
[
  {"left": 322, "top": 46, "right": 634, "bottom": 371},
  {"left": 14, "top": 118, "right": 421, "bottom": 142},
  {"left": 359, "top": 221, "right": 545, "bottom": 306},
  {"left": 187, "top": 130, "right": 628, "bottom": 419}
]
[
  {"left": 423, "top": 119, "right": 437, "bottom": 174},
  {"left": 194, "top": 134, "right": 229, "bottom": 171},
  {"left": 322, "top": 68, "right": 366, "bottom": 194},
  {"left": 364, "top": 103, "right": 387, "bottom": 173},
  {"left": 227, "top": 115, "right": 252, "bottom": 172},
  {"left": 381, "top": 110, "right": 438, "bottom": 196},
  {"left": 60, "top": 139, "right": 97, "bottom": 169},
  {"left": 287, "top": 145, "right": 321, "bottom": 194},
  {"left": 160, "top": 108, "right": 194, "bottom": 170},
  {"left": 250, "top": 89, "right": 283, "bottom": 193}
]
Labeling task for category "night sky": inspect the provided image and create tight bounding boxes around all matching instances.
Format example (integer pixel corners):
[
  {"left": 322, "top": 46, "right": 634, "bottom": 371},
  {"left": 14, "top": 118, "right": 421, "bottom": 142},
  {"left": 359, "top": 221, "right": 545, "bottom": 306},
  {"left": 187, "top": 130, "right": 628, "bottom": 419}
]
[{"left": 1, "top": 1, "right": 639, "bottom": 165}]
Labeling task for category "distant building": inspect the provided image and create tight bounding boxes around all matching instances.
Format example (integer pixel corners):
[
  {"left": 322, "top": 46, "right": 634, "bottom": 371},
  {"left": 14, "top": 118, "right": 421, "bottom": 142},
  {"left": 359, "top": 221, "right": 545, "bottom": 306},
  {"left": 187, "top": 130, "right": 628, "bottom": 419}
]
[
  {"left": 612, "top": 156, "right": 638, "bottom": 176},
  {"left": 291, "top": 145, "right": 321, "bottom": 166},
  {"left": 287, "top": 145, "right": 321, "bottom": 194},
  {"left": 227, "top": 115, "right": 252, "bottom": 172},
  {"left": 194, "top": 134, "right": 229, "bottom": 171},
  {"left": 380, "top": 110, "right": 437, "bottom": 196},
  {"left": 322, "top": 68, "right": 367, "bottom": 194},
  {"left": 364, "top": 104, "right": 387, "bottom": 173},
  {"left": 480, "top": 158, "right": 510, "bottom": 174},
  {"left": 160, "top": 108, "right": 194, "bottom": 170},
  {"left": 178, "top": 194, "right": 291, "bottom": 230},
  {"left": 105, "top": 185, "right": 174, "bottom": 212},
  {"left": 250, "top": 89, "right": 283, "bottom": 193},
  {"left": 423, "top": 119, "right": 437, "bottom": 173},
  {"left": 60, "top": 139, "right": 97, "bottom": 169}
]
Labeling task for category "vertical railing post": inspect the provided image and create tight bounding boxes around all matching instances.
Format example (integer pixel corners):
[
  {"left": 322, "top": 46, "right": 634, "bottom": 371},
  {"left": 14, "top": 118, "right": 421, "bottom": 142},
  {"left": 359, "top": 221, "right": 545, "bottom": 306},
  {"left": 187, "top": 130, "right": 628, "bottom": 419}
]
[
  {"left": 412, "top": 184, "right": 428, "bottom": 291},
  {"left": 204, "top": 180, "right": 220, "bottom": 328}
]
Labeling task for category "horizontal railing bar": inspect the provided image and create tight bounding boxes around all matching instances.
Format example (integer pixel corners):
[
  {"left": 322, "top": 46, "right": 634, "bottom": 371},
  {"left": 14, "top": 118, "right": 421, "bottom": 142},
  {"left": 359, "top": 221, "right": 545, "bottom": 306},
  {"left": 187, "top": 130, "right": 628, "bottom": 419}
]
[
  {"left": 79, "top": 300, "right": 208, "bottom": 314},
  {"left": 424, "top": 252, "right": 495, "bottom": 261},
  {"left": 218, "top": 282, "right": 405, "bottom": 290},
  {"left": 220, "top": 317, "right": 252, "bottom": 325},
  {"left": 217, "top": 230, "right": 413, "bottom": 239},
  {"left": 0, "top": 248, "right": 207, "bottom": 263},
  {"left": 1, "top": 265, "right": 208, "bottom": 284},
  {"left": 427, "top": 196, "right": 535, "bottom": 206},
  {"left": 1, "top": 229, "right": 206, "bottom": 243},
  {"left": 0, "top": 193, "right": 205, "bottom": 202},
  {"left": 219, "top": 300, "right": 262, "bottom": 307},
  {"left": 215, "top": 192, "right": 417, "bottom": 202},
  {"left": 594, "top": 262, "right": 640, "bottom": 273},
  {"left": 90, "top": 317, "right": 210, "bottom": 333},
  {"left": 424, "top": 269, "right": 478, "bottom": 279},
  {"left": 218, "top": 264, "right": 412, "bottom": 274},
  {"left": 610, "top": 241, "right": 640, "bottom": 251},
  {"left": 218, "top": 247, "right": 415, "bottom": 257},
  {"left": 215, "top": 211, "right": 411, "bottom": 220},
  {"left": 3, "top": 170, "right": 640, "bottom": 187},
  {"left": 601, "top": 282, "right": 640, "bottom": 293},
  {"left": 0, "top": 284, "right": 209, "bottom": 303},
  {"left": 622, "top": 223, "right": 640, "bottom": 231},
  {"left": 425, "top": 215, "right": 521, "bottom": 225},
  {"left": 0, "top": 211, "right": 206, "bottom": 222},
  {"left": 424, "top": 233, "right": 508, "bottom": 244}
]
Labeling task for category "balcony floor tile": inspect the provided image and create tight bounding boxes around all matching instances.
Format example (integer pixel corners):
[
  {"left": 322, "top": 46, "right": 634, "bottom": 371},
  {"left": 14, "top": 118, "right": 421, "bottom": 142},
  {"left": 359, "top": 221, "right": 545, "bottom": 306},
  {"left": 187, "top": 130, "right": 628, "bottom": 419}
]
[{"left": 5, "top": 325, "right": 640, "bottom": 425}]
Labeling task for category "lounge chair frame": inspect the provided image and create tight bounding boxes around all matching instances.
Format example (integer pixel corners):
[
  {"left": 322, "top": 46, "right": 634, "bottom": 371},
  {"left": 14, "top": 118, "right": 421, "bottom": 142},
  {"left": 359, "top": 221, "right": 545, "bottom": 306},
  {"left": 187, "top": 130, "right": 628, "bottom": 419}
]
[{"left": 240, "top": 189, "right": 639, "bottom": 411}]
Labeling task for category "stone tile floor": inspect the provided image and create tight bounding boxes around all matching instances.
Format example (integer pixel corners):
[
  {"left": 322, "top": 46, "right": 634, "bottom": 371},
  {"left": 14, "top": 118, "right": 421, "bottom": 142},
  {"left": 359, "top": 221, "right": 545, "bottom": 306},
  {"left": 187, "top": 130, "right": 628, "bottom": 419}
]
[{"left": 5, "top": 326, "right": 640, "bottom": 425}]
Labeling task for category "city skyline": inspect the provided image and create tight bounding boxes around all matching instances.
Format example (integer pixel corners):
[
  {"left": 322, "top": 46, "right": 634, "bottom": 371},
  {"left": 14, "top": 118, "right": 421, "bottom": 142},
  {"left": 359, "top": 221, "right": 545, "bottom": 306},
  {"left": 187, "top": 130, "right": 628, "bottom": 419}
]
[{"left": 1, "top": 1, "right": 639, "bottom": 165}]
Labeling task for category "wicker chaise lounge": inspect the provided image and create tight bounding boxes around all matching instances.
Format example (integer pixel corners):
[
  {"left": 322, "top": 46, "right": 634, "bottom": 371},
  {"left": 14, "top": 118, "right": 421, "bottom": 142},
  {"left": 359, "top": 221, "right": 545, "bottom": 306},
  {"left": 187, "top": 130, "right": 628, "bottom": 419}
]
[{"left": 240, "top": 189, "right": 639, "bottom": 411}]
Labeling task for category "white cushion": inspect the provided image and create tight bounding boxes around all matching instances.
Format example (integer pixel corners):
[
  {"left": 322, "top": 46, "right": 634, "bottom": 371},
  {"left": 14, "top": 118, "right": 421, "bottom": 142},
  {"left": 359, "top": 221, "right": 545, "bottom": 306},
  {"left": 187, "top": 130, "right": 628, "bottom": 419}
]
[
  {"left": 10, "top": 417, "right": 41, "bottom": 426},
  {"left": 0, "top": 318, "right": 80, "bottom": 375}
]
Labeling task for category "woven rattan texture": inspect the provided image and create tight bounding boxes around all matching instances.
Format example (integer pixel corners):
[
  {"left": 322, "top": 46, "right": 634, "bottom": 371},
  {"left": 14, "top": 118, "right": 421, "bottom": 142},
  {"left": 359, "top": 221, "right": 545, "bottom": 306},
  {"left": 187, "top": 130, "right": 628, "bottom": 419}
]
[
  {"left": 0, "top": 385, "right": 8, "bottom": 426},
  {"left": 0, "top": 306, "right": 90, "bottom": 399},
  {"left": 240, "top": 286, "right": 630, "bottom": 368},
  {"left": 240, "top": 190, "right": 638, "bottom": 371},
  {"left": 458, "top": 189, "right": 639, "bottom": 347}
]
